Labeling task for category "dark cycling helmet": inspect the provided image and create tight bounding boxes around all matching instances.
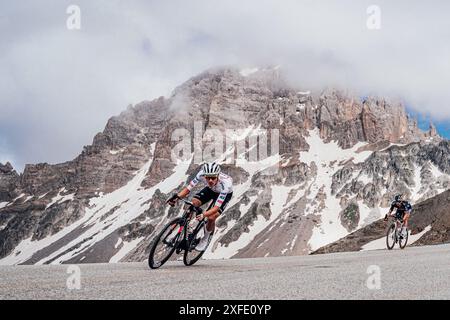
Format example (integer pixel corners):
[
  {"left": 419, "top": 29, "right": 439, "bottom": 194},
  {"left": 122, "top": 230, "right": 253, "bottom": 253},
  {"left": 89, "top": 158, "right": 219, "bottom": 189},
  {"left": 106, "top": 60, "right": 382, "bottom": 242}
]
[
  {"left": 394, "top": 194, "right": 404, "bottom": 201},
  {"left": 203, "top": 161, "right": 221, "bottom": 176}
]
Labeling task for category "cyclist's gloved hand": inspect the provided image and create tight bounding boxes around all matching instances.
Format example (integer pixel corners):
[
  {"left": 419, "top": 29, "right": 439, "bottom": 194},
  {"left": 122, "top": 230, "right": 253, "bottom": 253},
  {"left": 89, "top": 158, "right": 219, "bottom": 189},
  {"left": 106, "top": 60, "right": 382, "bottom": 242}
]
[{"left": 167, "top": 194, "right": 179, "bottom": 207}]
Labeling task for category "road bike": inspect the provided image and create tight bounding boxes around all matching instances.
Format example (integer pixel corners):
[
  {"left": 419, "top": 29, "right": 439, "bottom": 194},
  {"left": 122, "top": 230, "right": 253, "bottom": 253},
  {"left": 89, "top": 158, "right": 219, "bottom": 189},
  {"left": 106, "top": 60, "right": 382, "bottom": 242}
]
[
  {"left": 148, "top": 199, "right": 211, "bottom": 269},
  {"left": 386, "top": 213, "right": 409, "bottom": 250}
]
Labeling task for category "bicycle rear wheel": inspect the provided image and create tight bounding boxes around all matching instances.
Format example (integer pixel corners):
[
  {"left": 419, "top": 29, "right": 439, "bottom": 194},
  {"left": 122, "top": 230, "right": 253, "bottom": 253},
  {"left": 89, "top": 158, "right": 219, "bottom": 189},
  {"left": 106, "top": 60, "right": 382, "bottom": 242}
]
[
  {"left": 399, "top": 228, "right": 408, "bottom": 249},
  {"left": 183, "top": 222, "right": 210, "bottom": 266},
  {"left": 148, "top": 218, "right": 183, "bottom": 269},
  {"left": 386, "top": 223, "right": 396, "bottom": 250}
]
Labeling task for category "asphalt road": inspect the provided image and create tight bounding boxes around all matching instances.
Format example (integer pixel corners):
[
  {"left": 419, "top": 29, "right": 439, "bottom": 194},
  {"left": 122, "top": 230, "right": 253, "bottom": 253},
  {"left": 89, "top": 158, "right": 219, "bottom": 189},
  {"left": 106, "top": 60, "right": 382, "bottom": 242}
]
[{"left": 1, "top": 244, "right": 449, "bottom": 300}]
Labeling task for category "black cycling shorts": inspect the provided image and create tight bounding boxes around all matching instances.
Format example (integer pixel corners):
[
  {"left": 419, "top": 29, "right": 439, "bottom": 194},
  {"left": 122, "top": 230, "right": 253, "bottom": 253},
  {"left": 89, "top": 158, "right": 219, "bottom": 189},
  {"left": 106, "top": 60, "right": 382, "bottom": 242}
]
[
  {"left": 193, "top": 187, "right": 233, "bottom": 214},
  {"left": 395, "top": 210, "right": 411, "bottom": 221}
]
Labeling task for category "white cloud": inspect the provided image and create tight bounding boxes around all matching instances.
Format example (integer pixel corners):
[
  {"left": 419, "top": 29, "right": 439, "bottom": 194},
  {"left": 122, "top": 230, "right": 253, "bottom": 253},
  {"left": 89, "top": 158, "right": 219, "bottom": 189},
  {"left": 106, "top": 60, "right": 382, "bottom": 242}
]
[{"left": 1, "top": 0, "right": 449, "bottom": 171}]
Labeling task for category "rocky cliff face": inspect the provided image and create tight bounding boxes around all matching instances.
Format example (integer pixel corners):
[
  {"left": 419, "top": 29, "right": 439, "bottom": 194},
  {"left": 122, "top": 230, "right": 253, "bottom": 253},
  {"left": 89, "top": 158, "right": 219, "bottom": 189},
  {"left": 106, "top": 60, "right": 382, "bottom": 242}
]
[
  {"left": 0, "top": 163, "right": 19, "bottom": 202},
  {"left": 0, "top": 67, "right": 448, "bottom": 265}
]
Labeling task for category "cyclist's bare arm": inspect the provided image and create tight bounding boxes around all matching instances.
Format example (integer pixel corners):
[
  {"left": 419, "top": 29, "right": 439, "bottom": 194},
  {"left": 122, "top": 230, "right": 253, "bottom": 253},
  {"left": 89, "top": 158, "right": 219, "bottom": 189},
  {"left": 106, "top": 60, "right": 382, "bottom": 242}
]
[
  {"left": 167, "top": 187, "right": 189, "bottom": 207},
  {"left": 178, "top": 170, "right": 201, "bottom": 199},
  {"left": 177, "top": 187, "right": 190, "bottom": 199},
  {"left": 385, "top": 206, "right": 394, "bottom": 220},
  {"left": 167, "top": 171, "right": 202, "bottom": 206}
]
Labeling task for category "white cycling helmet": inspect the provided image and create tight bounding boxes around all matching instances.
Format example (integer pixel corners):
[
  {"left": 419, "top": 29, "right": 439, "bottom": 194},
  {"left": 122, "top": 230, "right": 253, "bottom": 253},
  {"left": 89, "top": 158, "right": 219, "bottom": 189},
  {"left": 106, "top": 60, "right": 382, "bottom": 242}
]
[{"left": 202, "top": 161, "right": 221, "bottom": 176}]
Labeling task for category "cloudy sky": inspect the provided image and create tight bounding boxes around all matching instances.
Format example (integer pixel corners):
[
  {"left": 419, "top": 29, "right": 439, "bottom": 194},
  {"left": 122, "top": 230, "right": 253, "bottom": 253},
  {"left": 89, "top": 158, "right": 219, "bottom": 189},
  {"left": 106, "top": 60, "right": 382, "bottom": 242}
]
[{"left": 1, "top": 0, "right": 449, "bottom": 172}]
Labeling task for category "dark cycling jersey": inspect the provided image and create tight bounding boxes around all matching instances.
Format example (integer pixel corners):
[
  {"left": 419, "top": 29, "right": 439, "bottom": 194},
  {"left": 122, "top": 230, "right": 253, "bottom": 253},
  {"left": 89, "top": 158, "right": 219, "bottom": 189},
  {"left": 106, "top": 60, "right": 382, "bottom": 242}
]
[{"left": 390, "top": 200, "right": 413, "bottom": 217}]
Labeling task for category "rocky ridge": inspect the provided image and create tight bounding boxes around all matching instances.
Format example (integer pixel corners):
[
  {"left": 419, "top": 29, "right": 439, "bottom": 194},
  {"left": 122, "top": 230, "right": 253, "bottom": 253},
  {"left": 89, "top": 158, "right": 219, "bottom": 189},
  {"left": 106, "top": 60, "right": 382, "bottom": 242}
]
[{"left": 0, "top": 67, "right": 448, "bottom": 264}]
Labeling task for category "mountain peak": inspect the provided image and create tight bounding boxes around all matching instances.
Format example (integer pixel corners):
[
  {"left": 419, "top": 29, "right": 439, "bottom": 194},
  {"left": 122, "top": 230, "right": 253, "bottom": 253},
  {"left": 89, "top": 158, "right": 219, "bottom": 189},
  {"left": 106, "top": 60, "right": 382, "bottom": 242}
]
[{"left": 0, "top": 162, "right": 14, "bottom": 174}]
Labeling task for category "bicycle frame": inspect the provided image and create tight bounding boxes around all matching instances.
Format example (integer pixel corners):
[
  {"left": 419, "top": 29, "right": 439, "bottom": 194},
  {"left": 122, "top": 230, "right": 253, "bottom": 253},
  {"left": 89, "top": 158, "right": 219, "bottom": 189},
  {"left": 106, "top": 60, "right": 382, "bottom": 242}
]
[
  {"left": 173, "top": 200, "right": 205, "bottom": 254},
  {"left": 388, "top": 214, "right": 406, "bottom": 244},
  {"left": 393, "top": 218, "right": 404, "bottom": 240}
]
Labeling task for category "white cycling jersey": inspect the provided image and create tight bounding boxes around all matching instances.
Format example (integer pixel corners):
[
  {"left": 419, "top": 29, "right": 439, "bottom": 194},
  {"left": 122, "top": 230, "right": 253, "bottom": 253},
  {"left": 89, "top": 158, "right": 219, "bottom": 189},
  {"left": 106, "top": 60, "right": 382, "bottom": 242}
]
[{"left": 186, "top": 169, "right": 233, "bottom": 194}]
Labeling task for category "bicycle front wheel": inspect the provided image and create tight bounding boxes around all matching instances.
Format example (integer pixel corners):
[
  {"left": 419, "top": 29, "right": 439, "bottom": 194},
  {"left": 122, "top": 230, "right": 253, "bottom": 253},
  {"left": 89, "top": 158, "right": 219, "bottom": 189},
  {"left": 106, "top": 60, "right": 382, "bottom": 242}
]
[
  {"left": 183, "top": 222, "right": 210, "bottom": 266},
  {"left": 148, "top": 218, "right": 183, "bottom": 269},
  {"left": 386, "top": 223, "right": 396, "bottom": 250},
  {"left": 399, "top": 228, "right": 408, "bottom": 249}
]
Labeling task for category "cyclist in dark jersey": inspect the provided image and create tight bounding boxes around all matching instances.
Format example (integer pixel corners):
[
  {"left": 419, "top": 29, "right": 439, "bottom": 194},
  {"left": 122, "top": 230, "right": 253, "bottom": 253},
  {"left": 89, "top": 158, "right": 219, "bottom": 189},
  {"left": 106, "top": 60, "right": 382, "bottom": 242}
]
[
  {"left": 167, "top": 162, "right": 233, "bottom": 251},
  {"left": 384, "top": 194, "right": 413, "bottom": 237}
]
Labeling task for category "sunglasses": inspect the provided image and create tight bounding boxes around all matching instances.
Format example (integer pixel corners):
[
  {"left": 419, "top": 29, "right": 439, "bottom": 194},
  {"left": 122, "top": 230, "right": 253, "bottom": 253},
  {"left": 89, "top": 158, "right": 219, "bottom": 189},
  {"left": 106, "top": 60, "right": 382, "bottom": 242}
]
[{"left": 204, "top": 176, "right": 218, "bottom": 181}]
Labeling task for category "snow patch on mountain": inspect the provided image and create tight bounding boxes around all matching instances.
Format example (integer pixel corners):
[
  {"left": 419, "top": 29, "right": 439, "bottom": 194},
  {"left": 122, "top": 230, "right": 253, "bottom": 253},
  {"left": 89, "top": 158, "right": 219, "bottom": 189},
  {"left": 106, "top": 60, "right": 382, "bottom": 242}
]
[
  {"left": 114, "top": 238, "right": 123, "bottom": 249},
  {"left": 109, "top": 237, "right": 144, "bottom": 263},
  {"left": 239, "top": 67, "right": 259, "bottom": 77},
  {"left": 0, "top": 237, "right": 40, "bottom": 265},
  {"left": 300, "top": 129, "right": 372, "bottom": 165},
  {"left": 207, "top": 181, "right": 292, "bottom": 259},
  {"left": 12, "top": 193, "right": 26, "bottom": 202},
  {"left": 46, "top": 188, "right": 75, "bottom": 209},
  {"left": 408, "top": 225, "right": 432, "bottom": 243},
  {"left": 205, "top": 194, "right": 259, "bottom": 259},
  {"left": 411, "top": 164, "right": 423, "bottom": 202},
  {"left": 283, "top": 185, "right": 307, "bottom": 215},
  {"left": 302, "top": 129, "right": 373, "bottom": 251},
  {"left": 109, "top": 148, "right": 125, "bottom": 155},
  {"left": 38, "top": 192, "right": 49, "bottom": 199},
  {"left": 289, "top": 235, "right": 298, "bottom": 251}
]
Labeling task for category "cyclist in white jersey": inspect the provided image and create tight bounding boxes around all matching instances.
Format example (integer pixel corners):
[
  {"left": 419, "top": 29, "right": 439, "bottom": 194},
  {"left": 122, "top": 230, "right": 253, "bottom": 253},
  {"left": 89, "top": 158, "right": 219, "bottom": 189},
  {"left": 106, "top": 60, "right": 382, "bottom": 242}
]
[{"left": 167, "top": 162, "right": 233, "bottom": 251}]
